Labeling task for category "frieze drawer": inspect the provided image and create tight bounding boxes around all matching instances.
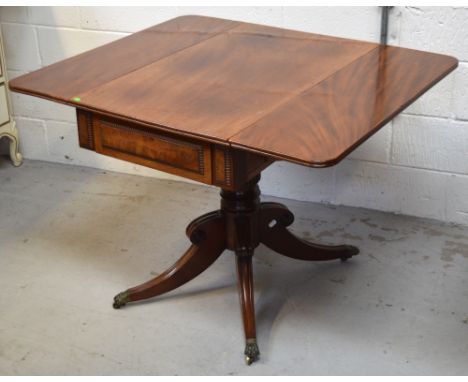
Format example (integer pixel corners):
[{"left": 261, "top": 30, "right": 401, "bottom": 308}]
[{"left": 76, "top": 110, "right": 212, "bottom": 184}]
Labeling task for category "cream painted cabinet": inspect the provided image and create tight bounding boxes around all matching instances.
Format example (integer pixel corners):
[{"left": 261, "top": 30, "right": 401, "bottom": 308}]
[{"left": 0, "top": 27, "right": 22, "bottom": 166}]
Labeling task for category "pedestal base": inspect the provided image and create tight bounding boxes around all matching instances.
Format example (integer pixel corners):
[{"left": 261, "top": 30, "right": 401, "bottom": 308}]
[{"left": 113, "top": 176, "right": 358, "bottom": 364}]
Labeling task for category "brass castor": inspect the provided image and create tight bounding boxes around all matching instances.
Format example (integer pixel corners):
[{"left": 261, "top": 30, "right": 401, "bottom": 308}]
[
  {"left": 340, "top": 245, "right": 359, "bottom": 262},
  {"left": 113, "top": 291, "right": 130, "bottom": 309},
  {"left": 244, "top": 338, "right": 260, "bottom": 365}
]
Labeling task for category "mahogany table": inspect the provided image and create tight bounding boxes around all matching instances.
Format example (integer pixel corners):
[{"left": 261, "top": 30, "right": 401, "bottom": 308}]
[{"left": 10, "top": 15, "right": 457, "bottom": 365}]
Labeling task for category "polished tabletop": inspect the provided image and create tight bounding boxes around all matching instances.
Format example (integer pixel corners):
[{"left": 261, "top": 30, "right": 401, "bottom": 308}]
[{"left": 10, "top": 15, "right": 458, "bottom": 167}]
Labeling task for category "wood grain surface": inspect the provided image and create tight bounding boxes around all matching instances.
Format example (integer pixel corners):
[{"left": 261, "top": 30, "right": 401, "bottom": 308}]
[
  {"left": 9, "top": 16, "right": 239, "bottom": 101},
  {"left": 230, "top": 45, "right": 458, "bottom": 166},
  {"left": 9, "top": 15, "right": 458, "bottom": 167}
]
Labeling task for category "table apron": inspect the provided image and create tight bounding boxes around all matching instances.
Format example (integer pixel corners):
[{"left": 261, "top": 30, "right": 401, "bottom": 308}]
[{"left": 76, "top": 109, "right": 274, "bottom": 190}]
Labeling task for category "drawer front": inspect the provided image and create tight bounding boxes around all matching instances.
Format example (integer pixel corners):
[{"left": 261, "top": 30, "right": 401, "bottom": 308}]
[
  {"left": 0, "top": 84, "right": 10, "bottom": 125},
  {"left": 77, "top": 110, "right": 212, "bottom": 183}
]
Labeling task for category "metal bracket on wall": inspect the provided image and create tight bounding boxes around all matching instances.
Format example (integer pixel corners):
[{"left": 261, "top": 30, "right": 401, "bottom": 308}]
[{"left": 380, "top": 6, "right": 393, "bottom": 45}]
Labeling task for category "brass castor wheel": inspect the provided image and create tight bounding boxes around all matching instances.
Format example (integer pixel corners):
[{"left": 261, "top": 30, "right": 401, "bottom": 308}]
[
  {"left": 341, "top": 245, "right": 359, "bottom": 262},
  {"left": 244, "top": 338, "right": 260, "bottom": 365},
  {"left": 113, "top": 291, "right": 130, "bottom": 309}
]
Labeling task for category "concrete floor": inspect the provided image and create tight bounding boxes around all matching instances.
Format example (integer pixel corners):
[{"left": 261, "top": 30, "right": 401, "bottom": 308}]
[{"left": 0, "top": 159, "right": 467, "bottom": 375}]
